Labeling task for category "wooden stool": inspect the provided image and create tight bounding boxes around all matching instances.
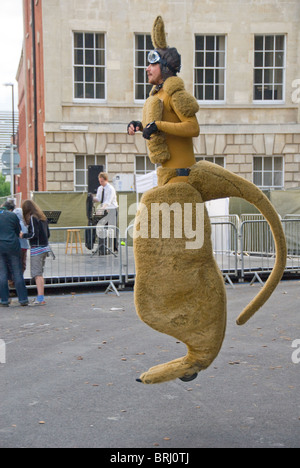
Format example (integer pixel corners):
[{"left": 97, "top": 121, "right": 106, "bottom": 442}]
[{"left": 65, "top": 229, "right": 83, "bottom": 254}]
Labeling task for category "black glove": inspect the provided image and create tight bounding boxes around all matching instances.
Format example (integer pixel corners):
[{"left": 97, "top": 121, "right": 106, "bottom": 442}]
[
  {"left": 143, "top": 121, "right": 158, "bottom": 140},
  {"left": 127, "top": 120, "right": 142, "bottom": 134}
]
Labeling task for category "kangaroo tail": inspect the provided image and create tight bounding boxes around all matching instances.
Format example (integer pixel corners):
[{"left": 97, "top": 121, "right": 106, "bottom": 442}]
[
  {"left": 235, "top": 196, "right": 287, "bottom": 324},
  {"left": 188, "top": 161, "right": 287, "bottom": 325}
]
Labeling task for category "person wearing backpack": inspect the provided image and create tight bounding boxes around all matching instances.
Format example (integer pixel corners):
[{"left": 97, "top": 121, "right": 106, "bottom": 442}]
[{"left": 21, "top": 200, "right": 50, "bottom": 306}]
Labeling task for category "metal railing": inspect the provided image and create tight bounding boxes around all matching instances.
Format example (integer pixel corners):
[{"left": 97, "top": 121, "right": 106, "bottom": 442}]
[
  {"left": 240, "top": 218, "right": 300, "bottom": 280},
  {"left": 281, "top": 218, "right": 300, "bottom": 273},
  {"left": 21, "top": 218, "right": 300, "bottom": 293},
  {"left": 210, "top": 221, "right": 238, "bottom": 279},
  {"left": 123, "top": 220, "right": 239, "bottom": 285},
  {"left": 240, "top": 219, "right": 276, "bottom": 279},
  {"left": 0, "top": 193, "right": 22, "bottom": 207},
  {"left": 24, "top": 225, "right": 122, "bottom": 293}
]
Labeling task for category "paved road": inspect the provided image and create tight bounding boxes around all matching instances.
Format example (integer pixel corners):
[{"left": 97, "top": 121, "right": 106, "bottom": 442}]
[{"left": 0, "top": 281, "right": 299, "bottom": 448}]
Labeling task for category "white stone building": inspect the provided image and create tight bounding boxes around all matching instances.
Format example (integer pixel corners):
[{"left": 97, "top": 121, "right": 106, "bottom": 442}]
[{"left": 29, "top": 0, "right": 300, "bottom": 192}]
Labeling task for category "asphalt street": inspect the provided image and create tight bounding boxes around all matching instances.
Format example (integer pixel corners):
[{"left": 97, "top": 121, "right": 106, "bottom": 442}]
[{"left": 0, "top": 280, "right": 299, "bottom": 448}]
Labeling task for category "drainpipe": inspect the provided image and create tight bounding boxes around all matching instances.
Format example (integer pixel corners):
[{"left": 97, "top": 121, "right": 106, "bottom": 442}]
[{"left": 31, "top": 0, "right": 38, "bottom": 192}]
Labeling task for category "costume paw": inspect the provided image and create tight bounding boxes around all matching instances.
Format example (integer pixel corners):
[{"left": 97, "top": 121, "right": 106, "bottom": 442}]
[{"left": 136, "top": 357, "right": 201, "bottom": 384}]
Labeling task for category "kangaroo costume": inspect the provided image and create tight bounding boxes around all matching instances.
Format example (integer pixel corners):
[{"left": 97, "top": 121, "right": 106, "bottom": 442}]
[{"left": 132, "top": 16, "right": 287, "bottom": 384}]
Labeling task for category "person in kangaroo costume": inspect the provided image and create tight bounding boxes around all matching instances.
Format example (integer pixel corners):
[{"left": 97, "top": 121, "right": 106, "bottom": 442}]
[{"left": 127, "top": 16, "right": 287, "bottom": 384}]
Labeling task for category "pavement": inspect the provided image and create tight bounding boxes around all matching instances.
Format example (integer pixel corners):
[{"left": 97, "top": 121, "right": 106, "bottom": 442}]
[{"left": 0, "top": 280, "right": 299, "bottom": 449}]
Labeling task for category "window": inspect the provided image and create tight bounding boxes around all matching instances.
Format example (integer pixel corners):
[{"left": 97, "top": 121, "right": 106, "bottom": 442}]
[
  {"left": 75, "top": 155, "right": 106, "bottom": 191},
  {"left": 194, "top": 35, "right": 226, "bottom": 102},
  {"left": 73, "top": 32, "right": 106, "bottom": 100},
  {"left": 196, "top": 156, "right": 225, "bottom": 167},
  {"left": 135, "top": 155, "right": 157, "bottom": 174},
  {"left": 253, "top": 156, "right": 284, "bottom": 189},
  {"left": 134, "top": 34, "right": 154, "bottom": 100},
  {"left": 254, "top": 35, "right": 285, "bottom": 102}
]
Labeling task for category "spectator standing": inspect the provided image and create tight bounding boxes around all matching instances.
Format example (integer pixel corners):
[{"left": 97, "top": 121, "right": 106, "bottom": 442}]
[
  {"left": 0, "top": 200, "right": 28, "bottom": 307},
  {"left": 14, "top": 208, "right": 30, "bottom": 273},
  {"left": 21, "top": 200, "right": 50, "bottom": 306}
]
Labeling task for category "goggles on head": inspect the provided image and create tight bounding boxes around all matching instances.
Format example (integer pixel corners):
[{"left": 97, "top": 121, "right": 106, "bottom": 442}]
[
  {"left": 147, "top": 49, "right": 180, "bottom": 74},
  {"left": 147, "top": 50, "right": 161, "bottom": 64}
]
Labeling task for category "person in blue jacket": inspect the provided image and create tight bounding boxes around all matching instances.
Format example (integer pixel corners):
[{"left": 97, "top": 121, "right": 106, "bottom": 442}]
[{"left": 0, "top": 200, "right": 28, "bottom": 307}]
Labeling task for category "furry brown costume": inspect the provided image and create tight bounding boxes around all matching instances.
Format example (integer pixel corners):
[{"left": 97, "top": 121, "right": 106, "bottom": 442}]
[{"left": 132, "top": 16, "right": 287, "bottom": 384}]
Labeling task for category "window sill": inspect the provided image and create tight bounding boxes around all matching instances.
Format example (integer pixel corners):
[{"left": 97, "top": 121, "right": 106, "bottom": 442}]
[
  {"left": 198, "top": 102, "right": 297, "bottom": 109},
  {"left": 62, "top": 101, "right": 144, "bottom": 108}
]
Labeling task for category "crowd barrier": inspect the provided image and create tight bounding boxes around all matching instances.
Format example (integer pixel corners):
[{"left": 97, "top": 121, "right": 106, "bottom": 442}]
[
  {"left": 240, "top": 218, "right": 300, "bottom": 282},
  {"left": 123, "top": 217, "right": 300, "bottom": 287},
  {"left": 22, "top": 217, "right": 300, "bottom": 293},
  {"left": 24, "top": 225, "right": 122, "bottom": 295}
]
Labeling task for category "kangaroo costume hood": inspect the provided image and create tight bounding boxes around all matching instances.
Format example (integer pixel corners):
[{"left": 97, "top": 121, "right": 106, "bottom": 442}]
[
  {"left": 149, "top": 16, "right": 181, "bottom": 81},
  {"left": 133, "top": 16, "right": 287, "bottom": 384}
]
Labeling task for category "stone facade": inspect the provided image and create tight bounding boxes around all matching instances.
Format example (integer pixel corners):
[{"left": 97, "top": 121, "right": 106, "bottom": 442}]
[
  {"left": 39, "top": 0, "right": 300, "bottom": 192},
  {"left": 194, "top": 132, "right": 300, "bottom": 187},
  {"left": 45, "top": 129, "right": 300, "bottom": 190},
  {"left": 45, "top": 130, "right": 144, "bottom": 191}
]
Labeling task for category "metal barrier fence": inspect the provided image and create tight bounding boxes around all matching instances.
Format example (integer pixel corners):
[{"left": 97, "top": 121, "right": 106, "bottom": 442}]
[
  {"left": 240, "top": 220, "right": 276, "bottom": 280},
  {"left": 122, "top": 221, "right": 239, "bottom": 285},
  {"left": 0, "top": 193, "right": 22, "bottom": 207},
  {"left": 22, "top": 218, "right": 300, "bottom": 293},
  {"left": 124, "top": 224, "right": 135, "bottom": 284},
  {"left": 280, "top": 218, "right": 300, "bottom": 272},
  {"left": 240, "top": 214, "right": 276, "bottom": 253},
  {"left": 208, "top": 221, "right": 238, "bottom": 284},
  {"left": 240, "top": 218, "right": 300, "bottom": 280},
  {"left": 24, "top": 225, "right": 122, "bottom": 295},
  {"left": 122, "top": 218, "right": 300, "bottom": 286}
]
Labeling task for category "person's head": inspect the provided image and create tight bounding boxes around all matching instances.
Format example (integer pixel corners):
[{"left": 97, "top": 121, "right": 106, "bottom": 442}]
[
  {"left": 22, "top": 200, "right": 47, "bottom": 224},
  {"left": 2, "top": 200, "right": 15, "bottom": 211},
  {"left": 14, "top": 207, "right": 24, "bottom": 221},
  {"left": 147, "top": 47, "right": 181, "bottom": 83},
  {"left": 98, "top": 172, "right": 108, "bottom": 187},
  {"left": 148, "top": 16, "right": 181, "bottom": 84}
]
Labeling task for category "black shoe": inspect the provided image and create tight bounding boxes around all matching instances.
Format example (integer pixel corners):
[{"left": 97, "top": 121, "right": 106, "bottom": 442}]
[
  {"left": 0, "top": 303, "right": 9, "bottom": 307},
  {"left": 179, "top": 373, "right": 198, "bottom": 382}
]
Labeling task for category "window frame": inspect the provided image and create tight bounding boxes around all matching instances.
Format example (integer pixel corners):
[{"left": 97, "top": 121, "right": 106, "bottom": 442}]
[
  {"left": 74, "top": 154, "right": 107, "bottom": 192},
  {"left": 253, "top": 156, "right": 284, "bottom": 190},
  {"left": 134, "top": 33, "right": 154, "bottom": 102},
  {"left": 194, "top": 34, "right": 227, "bottom": 104},
  {"left": 134, "top": 155, "right": 157, "bottom": 175},
  {"left": 195, "top": 156, "right": 225, "bottom": 168},
  {"left": 253, "top": 34, "right": 286, "bottom": 104},
  {"left": 73, "top": 31, "right": 107, "bottom": 103}
]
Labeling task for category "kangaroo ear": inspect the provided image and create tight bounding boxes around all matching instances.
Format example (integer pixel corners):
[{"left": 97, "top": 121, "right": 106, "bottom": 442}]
[{"left": 151, "top": 16, "right": 168, "bottom": 49}]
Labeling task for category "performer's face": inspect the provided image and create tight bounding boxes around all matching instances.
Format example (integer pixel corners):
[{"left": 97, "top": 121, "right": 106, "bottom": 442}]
[{"left": 146, "top": 63, "right": 163, "bottom": 85}]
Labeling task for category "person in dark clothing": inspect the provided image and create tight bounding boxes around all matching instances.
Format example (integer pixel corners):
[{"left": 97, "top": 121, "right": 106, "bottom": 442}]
[
  {"left": 21, "top": 200, "right": 50, "bottom": 306},
  {"left": 0, "top": 200, "right": 28, "bottom": 307}
]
